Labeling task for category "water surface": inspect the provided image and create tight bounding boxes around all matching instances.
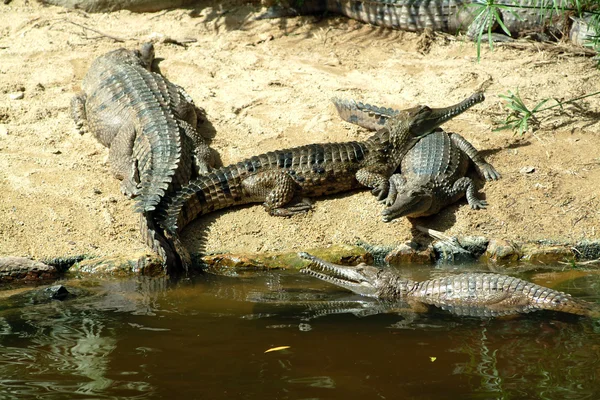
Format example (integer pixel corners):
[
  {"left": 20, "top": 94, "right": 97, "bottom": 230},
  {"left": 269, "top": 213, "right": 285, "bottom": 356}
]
[{"left": 1, "top": 267, "right": 599, "bottom": 399}]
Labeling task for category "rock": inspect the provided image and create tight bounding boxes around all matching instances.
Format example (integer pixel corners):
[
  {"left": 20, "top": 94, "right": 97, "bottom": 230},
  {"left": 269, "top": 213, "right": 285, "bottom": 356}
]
[
  {"left": 0, "top": 124, "right": 8, "bottom": 136},
  {"left": 9, "top": 92, "right": 24, "bottom": 100},
  {"left": 482, "top": 239, "right": 521, "bottom": 263},
  {"left": 519, "top": 166, "right": 535, "bottom": 174},
  {"left": 385, "top": 242, "right": 434, "bottom": 265},
  {"left": 457, "top": 236, "right": 489, "bottom": 258},
  {"left": 520, "top": 244, "right": 574, "bottom": 265},
  {"left": 0, "top": 257, "right": 59, "bottom": 283},
  {"left": 573, "top": 240, "right": 600, "bottom": 260},
  {"left": 432, "top": 239, "right": 474, "bottom": 264},
  {"left": 72, "top": 254, "right": 164, "bottom": 277},
  {"left": 202, "top": 245, "right": 371, "bottom": 276}
]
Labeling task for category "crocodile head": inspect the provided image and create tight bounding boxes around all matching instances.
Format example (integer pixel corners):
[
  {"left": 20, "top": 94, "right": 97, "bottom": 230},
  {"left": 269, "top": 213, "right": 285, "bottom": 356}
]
[
  {"left": 299, "top": 252, "right": 383, "bottom": 298},
  {"left": 103, "top": 42, "right": 155, "bottom": 71},
  {"left": 381, "top": 185, "right": 434, "bottom": 221},
  {"left": 386, "top": 92, "right": 484, "bottom": 158}
]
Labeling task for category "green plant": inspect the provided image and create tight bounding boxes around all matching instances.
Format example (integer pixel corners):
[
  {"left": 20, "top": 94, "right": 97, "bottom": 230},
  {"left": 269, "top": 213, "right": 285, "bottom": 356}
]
[
  {"left": 468, "top": 0, "right": 600, "bottom": 61},
  {"left": 496, "top": 89, "right": 600, "bottom": 134}
]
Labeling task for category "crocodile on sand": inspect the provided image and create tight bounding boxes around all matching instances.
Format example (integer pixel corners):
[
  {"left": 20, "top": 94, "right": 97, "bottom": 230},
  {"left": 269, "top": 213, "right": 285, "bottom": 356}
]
[
  {"left": 159, "top": 93, "right": 485, "bottom": 255},
  {"left": 261, "top": 0, "right": 596, "bottom": 43},
  {"left": 299, "top": 253, "right": 597, "bottom": 318},
  {"left": 71, "top": 43, "right": 214, "bottom": 271},
  {"left": 333, "top": 97, "right": 500, "bottom": 221}
]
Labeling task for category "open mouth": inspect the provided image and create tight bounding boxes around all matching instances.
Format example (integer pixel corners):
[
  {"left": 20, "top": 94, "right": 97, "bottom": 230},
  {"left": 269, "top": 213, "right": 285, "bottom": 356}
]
[{"left": 299, "top": 252, "right": 367, "bottom": 285}]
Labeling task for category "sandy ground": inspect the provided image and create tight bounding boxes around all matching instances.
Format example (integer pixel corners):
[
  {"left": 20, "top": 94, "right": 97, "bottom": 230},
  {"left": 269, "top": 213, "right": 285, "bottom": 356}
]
[{"left": 1, "top": 0, "right": 599, "bottom": 263}]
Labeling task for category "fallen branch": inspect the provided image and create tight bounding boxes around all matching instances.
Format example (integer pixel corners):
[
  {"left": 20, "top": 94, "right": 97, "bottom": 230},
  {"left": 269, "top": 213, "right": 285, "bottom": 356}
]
[
  {"left": 496, "top": 40, "right": 597, "bottom": 57},
  {"left": 63, "top": 20, "right": 126, "bottom": 43}
]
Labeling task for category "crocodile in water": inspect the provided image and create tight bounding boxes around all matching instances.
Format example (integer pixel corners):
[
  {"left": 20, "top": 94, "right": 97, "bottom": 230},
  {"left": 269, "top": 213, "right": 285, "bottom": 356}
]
[
  {"left": 333, "top": 97, "right": 500, "bottom": 220},
  {"left": 159, "top": 93, "right": 485, "bottom": 248},
  {"left": 71, "top": 43, "right": 214, "bottom": 270},
  {"left": 299, "top": 253, "right": 597, "bottom": 318},
  {"left": 261, "top": 0, "right": 590, "bottom": 42}
]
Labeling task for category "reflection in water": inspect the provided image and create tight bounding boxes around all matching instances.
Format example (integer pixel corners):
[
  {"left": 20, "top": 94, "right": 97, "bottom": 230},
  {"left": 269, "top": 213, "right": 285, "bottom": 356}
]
[
  {"left": 0, "top": 277, "right": 169, "bottom": 399},
  {"left": 0, "top": 271, "right": 598, "bottom": 399}
]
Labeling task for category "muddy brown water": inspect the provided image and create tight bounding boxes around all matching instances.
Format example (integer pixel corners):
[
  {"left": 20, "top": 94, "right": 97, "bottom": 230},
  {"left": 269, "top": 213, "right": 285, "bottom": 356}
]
[{"left": 1, "top": 266, "right": 599, "bottom": 399}]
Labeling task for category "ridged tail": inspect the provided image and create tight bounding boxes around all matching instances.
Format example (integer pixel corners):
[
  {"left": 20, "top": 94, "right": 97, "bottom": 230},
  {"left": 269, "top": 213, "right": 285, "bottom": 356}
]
[
  {"left": 332, "top": 97, "right": 398, "bottom": 130},
  {"left": 126, "top": 66, "right": 182, "bottom": 213}
]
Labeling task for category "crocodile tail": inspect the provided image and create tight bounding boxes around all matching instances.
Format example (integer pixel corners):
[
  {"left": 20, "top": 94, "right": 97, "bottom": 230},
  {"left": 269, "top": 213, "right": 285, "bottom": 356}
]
[
  {"left": 331, "top": 97, "right": 398, "bottom": 131},
  {"left": 131, "top": 69, "right": 182, "bottom": 213},
  {"left": 539, "top": 292, "right": 597, "bottom": 317},
  {"left": 140, "top": 213, "right": 186, "bottom": 274}
]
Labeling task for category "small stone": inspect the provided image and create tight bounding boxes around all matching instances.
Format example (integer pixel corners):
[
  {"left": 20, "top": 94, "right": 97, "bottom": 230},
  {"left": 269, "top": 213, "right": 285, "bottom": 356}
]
[
  {"left": 457, "top": 236, "right": 489, "bottom": 257},
  {"left": 483, "top": 239, "right": 521, "bottom": 263},
  {"left": 521, "top": 245, "right": 573, "bottom": 265},
  {"left": 385, "top": 243, "right": 434, "bottom": 265},
  {"left": 93, "top": 188, "right": 102, "bottom": 195},
  {"left": 9, "top": 92, "right": 24, "bottom": 100},
  {"left": 519, "top": 166, "right": 535, "bottom": 174},
  {"left": 0, "top": 124, "right": 7, "bottom": 136}
]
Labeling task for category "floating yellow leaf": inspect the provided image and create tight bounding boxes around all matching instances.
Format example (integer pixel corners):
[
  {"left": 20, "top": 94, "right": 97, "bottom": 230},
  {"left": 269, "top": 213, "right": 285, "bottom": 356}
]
[
  {"left": 430, "top": 357, "right": 437, "bottom": 362},
  {"left": 265, "top": 346, "right": 291, "bottom": 353}
]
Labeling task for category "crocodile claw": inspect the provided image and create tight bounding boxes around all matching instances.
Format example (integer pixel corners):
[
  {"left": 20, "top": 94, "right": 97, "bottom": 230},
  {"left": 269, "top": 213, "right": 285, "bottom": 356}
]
[{"left": 480, "top": 163, "right": 501, "bottom": 181}]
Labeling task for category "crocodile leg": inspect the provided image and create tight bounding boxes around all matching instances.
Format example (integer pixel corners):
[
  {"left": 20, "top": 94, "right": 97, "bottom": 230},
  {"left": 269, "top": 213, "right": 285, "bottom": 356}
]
[
  {"left": 451, "top": 177, "right": 487, "bottom": 209},
  {"left": 355, "top": 166, "right": 392, "bottom": 200},
  {"left": 242, "top": 170, "right": 312, "bottom": 216},
  {"left": 450, "top": 133, "right": 501, "bottom": 181},
  {"left": 383, "top": 173, "right": 407, "bottom": 207},
  {"left": 178, "top": 119, "right": 213, "bottom": 175},
  {"left": 70, "top": 93, "right": 88, "bottom": 135}
]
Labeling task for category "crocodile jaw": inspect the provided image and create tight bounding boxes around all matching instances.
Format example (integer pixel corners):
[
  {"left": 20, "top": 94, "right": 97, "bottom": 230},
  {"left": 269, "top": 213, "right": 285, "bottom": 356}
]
[
  {"left": 299, "top": 253, "right": 380, "bottom": 298},
  {"left": 408, "top": 92, "right": 485, "bottom": 136},
  {"left": 382, "top": 190, "right": 433, "bottom": 221}
]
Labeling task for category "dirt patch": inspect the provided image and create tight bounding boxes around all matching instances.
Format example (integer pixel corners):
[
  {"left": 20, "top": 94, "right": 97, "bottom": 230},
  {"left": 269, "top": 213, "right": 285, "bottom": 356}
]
[{"left": 0, "top": 0, "right": 599, "bottom": 263}]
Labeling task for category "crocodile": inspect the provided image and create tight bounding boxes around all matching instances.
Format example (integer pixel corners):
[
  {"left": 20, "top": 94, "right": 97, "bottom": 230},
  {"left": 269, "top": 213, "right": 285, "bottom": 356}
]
[
  {"left": 159, "top": 93, "right": 485, "bottom": 249},
  {"left": 333, "top": 97, "right": 499, "bottom": 220},
  {"left": 299, "top": 253, "right": 597, "bottom": 318},
  {"left": 261, "top": 0, "right": 589, "bottom": 42},
  {"left": 71, "top": 43, "right": 213, "bottom": 270},
  {"left": 334, "top": 97, "right": 499, "bottom": 219},
  {"left": 72, "top": 42, "right": 212, "bottom": 211}
]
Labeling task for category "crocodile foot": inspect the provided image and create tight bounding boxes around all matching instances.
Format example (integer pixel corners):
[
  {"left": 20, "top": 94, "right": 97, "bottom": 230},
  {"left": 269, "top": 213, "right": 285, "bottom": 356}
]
[
  {"left": 479, "top": 163, "right": 501, "bottom": 181},
  {"left": 469, "top": 198, "right": 488, "bottom": 210},
  {"left": 268, "top": 198, "right": 313, "bottom": 217}
]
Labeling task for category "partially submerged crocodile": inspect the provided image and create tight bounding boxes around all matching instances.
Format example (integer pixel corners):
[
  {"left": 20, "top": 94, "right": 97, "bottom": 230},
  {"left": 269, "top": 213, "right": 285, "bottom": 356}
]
[
  {"left": 159, "top": 93, "right": 485, "bottom": 251},
  {"left": 333, "top": 97, "right": 500, "bottom": 220},
  {"left": 262, "top": 0, "right": 595, "bottom": 43},
  {"left": 72, "top": 43, "right": 213, "bottom": 270},
  {"left": 299, "top": 253, "right": 597, "bottom": 317}
]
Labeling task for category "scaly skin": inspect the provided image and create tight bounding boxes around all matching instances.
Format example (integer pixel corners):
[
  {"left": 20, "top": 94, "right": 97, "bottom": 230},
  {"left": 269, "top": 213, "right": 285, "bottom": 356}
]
[
  {"left": 262, "top": 0, "right": 576, "bottom": 40},
  {"left": 160, "top": 93, "right": 485, "bottom": 238},
  {"left": 299, "top": 253, "right": 597, "bottom": 318},
  {"left": 333, "top": 98, "right": 500, "bottom": 219},
  {"left": 72, "top": 43, "right": 212, "bottom": 212},
  {"left": 259, "top": 0, "right": 592, "bottom": 41},
  {"left": 71, "top": 43, "right": 214, "bottom": 271}
]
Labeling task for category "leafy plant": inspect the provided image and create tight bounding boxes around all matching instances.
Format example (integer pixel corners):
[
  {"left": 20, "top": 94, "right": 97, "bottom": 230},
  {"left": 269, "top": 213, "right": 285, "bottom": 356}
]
[
  {"left": 496, "top": 89, "right": 600, "bottom": 134},
  {"left": 468, "top": 0, "right": 600, "bottom": 61}
]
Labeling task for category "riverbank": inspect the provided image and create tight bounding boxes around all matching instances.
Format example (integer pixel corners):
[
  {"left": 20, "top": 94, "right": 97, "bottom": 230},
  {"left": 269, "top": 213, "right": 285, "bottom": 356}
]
[{"left": 1, "top": 0, "right": 599, "bottom": 275}]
